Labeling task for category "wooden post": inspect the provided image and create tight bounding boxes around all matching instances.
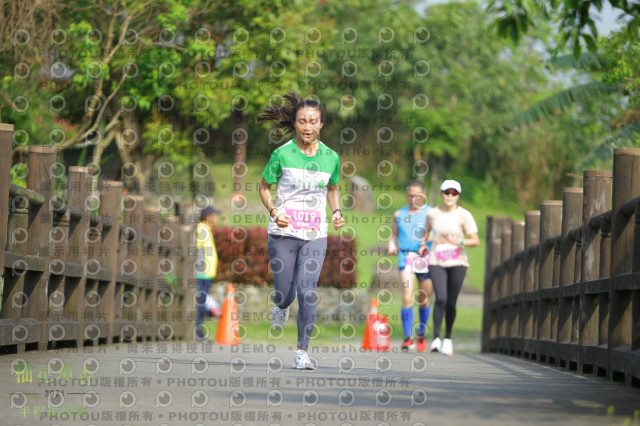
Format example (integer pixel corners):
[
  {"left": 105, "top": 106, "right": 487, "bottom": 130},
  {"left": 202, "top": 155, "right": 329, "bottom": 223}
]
[
  {"left": 177, "top": 202, "right": 199, "bottom": 340},
  {"left": 600, "top": 219, "right": 612, "bottom": 281},
  {"left": 49, "top": 204, "right": 69, "bottom": 348},
  {"left": 610, "top": 148, "right": 640, "bottom": 276},
  {"left": 98, "top": 181, "right": 122, "bottom": 343},
  {"left": 0, "top": 124, "right": 16, "bottom": 348},
  {"left": 609, "top": 148, "right": 640, "bottom": 384},
  {"left": 634, "top": 203, "right": 640, "bottom": 357},
  {"left": 522, "top": 211, "right": 540, "bottom": 360},
  {"left": 143, "top": 206, "right": 159, "bottom": 341},
  {"left": 579, "top": 171, "right": 612, "bottom": 375},
  {"left": 539, "top": 201, "right": 562, "bottom": 290},
  {"left": 125, "top": 195, "right": 144, "bottom": 341},
  {"left": 498, "top": 226, "right": 512, "bottom": 346},
  {"left": 180, "top": 223, "right": 196, "bottom": 340},
  {"left": 65, "top": 166, "right": 91, "bottom": 347},
  {"left": 489, "top": 237, "right": 502, "bottom": 343},
  {"left": 634, "top": 201, "right": 640, "bottom": 274},
  {"left": 555, "top": 188, "right": 582, "bottom": 368},
  {"left": 178, "top": 202, "right": 199, "bottom": 226},
  {"left": 115, "top": 194, "right": 139, "bottom": 342},
  {"left": 560, "top": 188, "right": 583, "bottom": 286},
  {"left": 510, "top": 221, "right": 525, "bottom": 354},
  {"left": 83, "top": 219, "right": 101, "bottom": 345},
  {"left": 538, "top": 200, "right": 562, "bottom": 363},
  {"left": 500, "top": 227, "right": 512, "bottom": 300},
  {"left": 26, "top": 146, "right": 56, "bottom": 350},
  {"left": 4, "top": 189, "right": 29, "bottom": 352},
  {"left": 582, "top": 172, "right": 609, "bottom": 279},
  {"left": 0, "top": 124, "right": 13, "bottom": 284},
  {"left": 523, "top": 211, "right": 540, "bottom": 293},
  {"left": 557, "top": 188, "right": 582, "bottom": 345},
  {"left": 511, "top": 222, "right": 525, "bottom": 296},
  {"left": 482, "top": 216, "right": 511, "bottom": 352},
  {"left": 158, "top": 217, "right": 180, "bottom": 339},
  {"left": 171, "top": 219, "right": 187, "bottom": 341}
]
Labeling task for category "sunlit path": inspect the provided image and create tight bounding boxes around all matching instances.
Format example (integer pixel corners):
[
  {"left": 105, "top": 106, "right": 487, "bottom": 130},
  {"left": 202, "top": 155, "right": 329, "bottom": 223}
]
[{"left": 2, "top": 343, "right": 638, "bottom": 426}]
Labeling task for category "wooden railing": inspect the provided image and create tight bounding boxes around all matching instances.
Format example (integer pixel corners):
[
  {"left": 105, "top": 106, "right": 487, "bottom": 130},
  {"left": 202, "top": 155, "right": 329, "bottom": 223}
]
[
  {"left": 482, "top": 148, "right": 640, "bottom": 386},
  {"left": 0, "top": 124, "right": 197, "bottom": 353}
]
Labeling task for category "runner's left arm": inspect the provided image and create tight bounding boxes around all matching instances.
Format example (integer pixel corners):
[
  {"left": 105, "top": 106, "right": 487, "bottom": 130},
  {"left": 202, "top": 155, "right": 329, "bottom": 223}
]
[
  {"left": 327, "top": 184, "right": 344, "bottom": 230},
  {"left": 445, "top": 212, "right": 480, "bottom": 247},
  {"left": 418, "top": 214, "right": 432, "bottom": 256}
]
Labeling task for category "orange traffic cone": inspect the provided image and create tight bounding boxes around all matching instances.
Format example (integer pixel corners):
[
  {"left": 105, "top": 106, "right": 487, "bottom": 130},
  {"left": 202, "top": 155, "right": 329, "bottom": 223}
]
[
  {"left": 215, "top": 283, "right": 240, "bottom": 345},
  {"left": 362, "top": 298, "right": 390, "bottom": 351}
]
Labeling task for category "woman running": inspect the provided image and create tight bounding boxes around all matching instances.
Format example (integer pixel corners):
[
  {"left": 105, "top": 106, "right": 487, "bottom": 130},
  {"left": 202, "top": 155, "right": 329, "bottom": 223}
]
[
  {"left": 258, "top": 92, "right": 344, "bottom": 370},
  {"left": 418, "top": 180, "right": 479, "bottom": 355}
]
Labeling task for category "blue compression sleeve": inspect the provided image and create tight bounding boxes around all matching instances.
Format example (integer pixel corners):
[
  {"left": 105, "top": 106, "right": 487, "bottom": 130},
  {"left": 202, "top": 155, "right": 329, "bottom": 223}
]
[
  {"left": 401, "top": 307, "right": 414, "bottom": 339},
  {"left": 419, "top": 305, "right": 431, "bottom": 336}
]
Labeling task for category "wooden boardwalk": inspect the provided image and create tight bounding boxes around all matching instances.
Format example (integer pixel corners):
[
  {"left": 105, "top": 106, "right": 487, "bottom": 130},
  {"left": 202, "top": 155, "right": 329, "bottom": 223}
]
[{"left": 2, "top": 342, "right": 639, "bottom": 426}]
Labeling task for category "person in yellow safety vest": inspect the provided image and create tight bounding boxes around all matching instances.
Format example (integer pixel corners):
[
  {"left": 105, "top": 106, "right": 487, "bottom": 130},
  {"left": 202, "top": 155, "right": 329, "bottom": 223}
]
[{"left": 195, "top": 205, "right": 220, "bottom": 340}]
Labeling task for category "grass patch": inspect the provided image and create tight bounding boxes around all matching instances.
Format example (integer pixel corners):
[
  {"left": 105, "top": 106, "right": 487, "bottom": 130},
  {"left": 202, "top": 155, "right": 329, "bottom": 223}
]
[
  {"left": 202, "top": 305, "right": 482, "bottom": 352},
  {"left": 202, "top": 319, "right": 367, "bottom": 348},
  {"left": 377, "top": 293, "right": 483, "bottom": 343}
]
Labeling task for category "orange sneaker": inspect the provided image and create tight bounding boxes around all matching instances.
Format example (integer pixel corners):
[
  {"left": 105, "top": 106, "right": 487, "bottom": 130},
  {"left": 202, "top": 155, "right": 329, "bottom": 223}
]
[
  {"left": 401, "top": 338, "right": 415, "bottom": 352},
  {"left": 416, "top": 334, "right": 426, "bottom": 352}
]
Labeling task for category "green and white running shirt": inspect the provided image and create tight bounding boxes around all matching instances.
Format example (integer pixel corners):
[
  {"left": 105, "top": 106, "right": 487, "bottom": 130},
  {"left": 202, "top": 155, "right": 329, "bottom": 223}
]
[{"left": 262, "top": 139, "right": 340, "bottom": 240}]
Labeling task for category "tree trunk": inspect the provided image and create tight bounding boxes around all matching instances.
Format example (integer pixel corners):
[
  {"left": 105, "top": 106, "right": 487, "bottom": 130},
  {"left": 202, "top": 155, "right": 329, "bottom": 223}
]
[
  {"left": 232, "top": 112, "right": 248, "bottom": 195},
  {"left": 429, "top": 157, "right": 444, "bottom": 206},
  {"left": 90, "top": 128, "right": 117, "bottom": 196},
  {"left": 116, "top": 112, "right": 158, "bottom": 195}
]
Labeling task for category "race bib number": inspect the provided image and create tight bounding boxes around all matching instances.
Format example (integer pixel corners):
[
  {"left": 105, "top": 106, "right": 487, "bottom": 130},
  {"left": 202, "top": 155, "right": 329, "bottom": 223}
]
[
  {"left": 435, "top": 244, "right": 461, "bottom": 263},
  {"left": 286, "top": 208, "right": 321, "bottom": 230},
  {"left": 406, "top": 252, "right": 429, "bottom": 273}
]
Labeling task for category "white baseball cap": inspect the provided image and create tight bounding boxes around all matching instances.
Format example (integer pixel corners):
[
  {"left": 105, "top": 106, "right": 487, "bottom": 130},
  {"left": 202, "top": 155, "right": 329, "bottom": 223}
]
[{"left": 440, "top": 179, "right": 462, "bottom": 194}]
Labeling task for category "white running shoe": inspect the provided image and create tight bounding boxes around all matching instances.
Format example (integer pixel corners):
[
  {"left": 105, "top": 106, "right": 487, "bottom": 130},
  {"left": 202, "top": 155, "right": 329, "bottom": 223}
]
[
  {"left": 441, "top": 338, "right": 454, "bottom": 356},
  {"left": 292, "top": 350, "right": 315, "bottom": 370},
  {"left": 271, "top": 306, "right": 289, "bottom": 329},
  {"left": 430, "top": 337, "right": 442, "bottom": 353}
]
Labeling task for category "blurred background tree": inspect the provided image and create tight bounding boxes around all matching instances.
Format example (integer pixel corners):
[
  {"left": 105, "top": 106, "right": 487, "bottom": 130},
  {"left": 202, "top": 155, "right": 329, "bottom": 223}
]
[
  {"left": 487, "top": 0, "right": 640, "bottom": 189},
  {"left": 1, "top": 0, "right": 635, "bottom": 209}
]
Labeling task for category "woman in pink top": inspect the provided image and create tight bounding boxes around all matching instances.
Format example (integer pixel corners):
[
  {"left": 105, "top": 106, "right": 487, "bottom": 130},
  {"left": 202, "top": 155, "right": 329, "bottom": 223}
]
[{"left": 418, "top": 180, "right": 480, "bottom": 355}]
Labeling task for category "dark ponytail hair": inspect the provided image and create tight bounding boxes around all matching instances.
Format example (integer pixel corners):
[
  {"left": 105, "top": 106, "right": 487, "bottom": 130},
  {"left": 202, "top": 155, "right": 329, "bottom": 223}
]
[{"left": 257, "top": 91, "right": 325, "bottom": 134}]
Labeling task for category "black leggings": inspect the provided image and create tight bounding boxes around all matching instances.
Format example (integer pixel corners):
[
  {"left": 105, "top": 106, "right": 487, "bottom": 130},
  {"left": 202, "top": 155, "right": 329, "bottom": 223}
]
[{"left": 429, "top": 265, "right": 467, "bottom": 339}]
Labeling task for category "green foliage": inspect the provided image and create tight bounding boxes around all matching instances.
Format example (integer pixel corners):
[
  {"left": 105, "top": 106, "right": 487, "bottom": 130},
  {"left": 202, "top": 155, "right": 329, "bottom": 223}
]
[
  {"left": 547, "top": 52, "right": 610, "bottom": 72},
  {"left": 506, "top": 81, "right": 617, "bottom": 128},
  {"left": 602, "top": 30, "right": 640, "bottom": 105},
  {"left": 2, "top": 0, "right": 632, "bottom": 214},
  {"left": 487, "top": 0, "right": 640, "bottom": 56},
  {"left": 499, "top": 26, "right": 640, "bottom": 174},
  {"left": 164, "top": 273, "right": 179, "bottom": 290},
  {"left": 578, "top": 121, "right": 640, "bottom": 169},
  {"left": 10, "top": 164, "right": 27, "bottom": 188}
]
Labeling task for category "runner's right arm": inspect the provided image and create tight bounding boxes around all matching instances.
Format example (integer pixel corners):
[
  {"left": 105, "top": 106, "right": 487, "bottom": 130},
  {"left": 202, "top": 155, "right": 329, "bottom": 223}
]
[
  {"left": 388, "top": 210, "right": 399, "bottom": 255},
  {"left": 259, "top": 178, "right": 290, "bottom": 228}
]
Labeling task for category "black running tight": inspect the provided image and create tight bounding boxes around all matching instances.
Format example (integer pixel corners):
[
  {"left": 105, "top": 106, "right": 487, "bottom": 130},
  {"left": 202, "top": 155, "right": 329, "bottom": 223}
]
[{"left": 429, "top": 265, "right": 467, "bottom": 339}]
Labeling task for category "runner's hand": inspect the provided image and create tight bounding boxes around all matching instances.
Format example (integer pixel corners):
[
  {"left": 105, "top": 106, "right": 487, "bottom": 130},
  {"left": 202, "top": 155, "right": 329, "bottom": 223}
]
[
  {"left": 418, "top": 244, "right": 429, "bottom": 256},
  {"left": 274, "top": 213, "right": 290, "bottom": 228},
  {"left": 332, "top": 212, "right": 344, "bottom": 230}
]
